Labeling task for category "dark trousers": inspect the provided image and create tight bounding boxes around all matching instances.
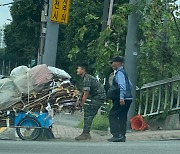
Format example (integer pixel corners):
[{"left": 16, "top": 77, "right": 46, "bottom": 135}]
[
  {"left": 109, "top": 100, "right": 132, "bottom": 137},
  {"left": 83, "top": 99, "right": 104, "bottom": 133}
]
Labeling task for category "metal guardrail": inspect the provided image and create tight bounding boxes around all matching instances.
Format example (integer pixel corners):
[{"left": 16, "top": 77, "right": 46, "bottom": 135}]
[{"left": 137, "top": 76, "right": 180, "bottom": 117}]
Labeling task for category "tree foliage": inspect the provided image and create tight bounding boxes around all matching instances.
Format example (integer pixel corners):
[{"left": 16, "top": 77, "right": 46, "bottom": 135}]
[
  {"left": 3, "top": 0, "right": 43, "bottom": 64},
  {"left": 2, "top": 0, "right": 180, "bottom": 86},
  {"left": 56, "top": 0, "right": 105, "bottom": 76},
  {"left": 138, "top": 0, "right": 180, "bottom": 86}
]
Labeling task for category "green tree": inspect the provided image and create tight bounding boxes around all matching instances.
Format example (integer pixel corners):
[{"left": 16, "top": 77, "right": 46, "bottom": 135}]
[
  {"left": 56, "top": 0, "right": 105, "bottom": 75},
  {"left": 138, "top": 0, "right": 180, "bottom": 86},
  {"left": 62, "top": 0, "right": 129, "bottom": 79},
  {"left": 2, "top": 0, "right": 179, "bottom": 87},
  {"left": 3, "top": 0, "right": 43, "bottom": 64}
]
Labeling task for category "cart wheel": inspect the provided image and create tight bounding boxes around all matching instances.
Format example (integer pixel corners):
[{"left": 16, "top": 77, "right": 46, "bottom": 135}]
[{"left": 16, "top": 116, "right": 42, "bottom": 140}]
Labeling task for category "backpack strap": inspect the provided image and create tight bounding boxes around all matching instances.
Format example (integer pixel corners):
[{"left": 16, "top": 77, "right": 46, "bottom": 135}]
[{"left": 114, "top": 69, "right": 130, "bottom": 88}]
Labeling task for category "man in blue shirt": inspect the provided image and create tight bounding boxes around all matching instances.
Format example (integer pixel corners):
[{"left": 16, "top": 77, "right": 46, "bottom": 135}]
[{"left": 108, "top": 56, "right": 132, "bottom": 142}]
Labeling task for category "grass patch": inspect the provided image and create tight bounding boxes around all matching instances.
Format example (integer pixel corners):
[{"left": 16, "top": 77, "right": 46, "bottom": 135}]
[{"left": 77, "top": 114, "right": 109, "bottom": 131}]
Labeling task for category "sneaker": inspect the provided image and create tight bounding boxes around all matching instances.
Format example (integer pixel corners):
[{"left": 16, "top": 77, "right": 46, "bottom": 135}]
[
  {"left": 75, "top": 133, "right": 91, "bottom": 141},
  {"left": 107, "top": 135, "right": 125, "bottom": 142}
]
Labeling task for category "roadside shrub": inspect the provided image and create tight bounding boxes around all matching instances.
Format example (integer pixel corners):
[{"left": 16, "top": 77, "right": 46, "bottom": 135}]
[{"left": 77, "top": 114, "right": 109, "bottom": 131}]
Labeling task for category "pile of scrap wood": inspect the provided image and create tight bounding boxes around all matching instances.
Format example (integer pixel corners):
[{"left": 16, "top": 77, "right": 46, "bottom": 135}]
[
  {"left": 0, "top": 64, "right": 81, "bottom": 118},
  {"left": 11, "top": 79, "right": 81, "bottom": 113}
]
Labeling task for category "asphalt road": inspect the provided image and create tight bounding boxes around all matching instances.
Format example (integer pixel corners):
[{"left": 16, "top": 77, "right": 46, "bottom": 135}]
[{"left": 0, "top": 140, "right": 180, "bottom": 154}]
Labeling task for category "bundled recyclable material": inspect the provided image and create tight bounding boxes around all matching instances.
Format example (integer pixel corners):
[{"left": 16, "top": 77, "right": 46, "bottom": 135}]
[{"left": 0, "top": 65, "right": 81, "bottom": 118}]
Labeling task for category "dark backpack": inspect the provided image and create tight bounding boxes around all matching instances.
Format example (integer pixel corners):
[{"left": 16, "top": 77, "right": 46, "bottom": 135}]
[{"left": 107, "top": 69, "right": 132, "bottom": 100}]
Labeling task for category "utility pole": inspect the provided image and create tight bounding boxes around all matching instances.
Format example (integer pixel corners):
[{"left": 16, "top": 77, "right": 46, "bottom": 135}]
[
  {"left": 37, "top": 0, "right": 49, "bottom": 65},
  {"left": 101, "top": 0, "right": 111, "bottom": 31},
  {"left": 41, "top": 0, "right": 59, "bottom": 67},
  {"left": 101, "top": 0, "right": 114, "bottom": 31},
  {"left": 124, "top": 0, "right": 140, "bottom": 124},
  {"left": 102, "top": 0, "right": 139, "bottom": 123},
  {"left": 107, "top": 0, "right": 114, "bottom": 26}
]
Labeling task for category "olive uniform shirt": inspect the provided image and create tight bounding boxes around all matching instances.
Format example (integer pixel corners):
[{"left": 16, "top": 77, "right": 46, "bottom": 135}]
[{"left": 83, "top": 73, "right": 106, "bottom": 100}]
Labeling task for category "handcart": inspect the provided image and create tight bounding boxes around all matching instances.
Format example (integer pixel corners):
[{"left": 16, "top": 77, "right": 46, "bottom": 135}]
[
  {"left": 0, "top": 64, "right": 81, "bottom": 140},
  {"left": 15, "top": 112, "right": 53, "bottom": 140},
  {"left": 0, "top": 110, "right": 54, "bottom": 140}
]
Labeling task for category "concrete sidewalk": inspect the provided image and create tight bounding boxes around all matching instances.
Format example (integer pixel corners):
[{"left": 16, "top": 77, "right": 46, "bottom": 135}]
[
  {"left": 1, "top": 124, "right": 180, "bottom": 142},
  {"left": 126, "top": 129, "right": 180, "bottom": 141},
  {"left": 52, "top": 124, "right": 180, "bottom": 142},
  {"left": 52, "top": 124, "right": 106, "bottom": 142}
]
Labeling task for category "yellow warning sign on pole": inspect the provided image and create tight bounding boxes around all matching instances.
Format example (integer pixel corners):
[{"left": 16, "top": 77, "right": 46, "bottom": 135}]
[{"left": 51, "top": 0, "right": 71, "bottom": 24}]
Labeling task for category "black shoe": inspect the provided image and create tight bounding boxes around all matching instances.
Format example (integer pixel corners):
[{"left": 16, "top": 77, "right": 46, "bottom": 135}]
[
  {"left": 119, "top": 137, "right": 126, "bottom": 142},
  {"left": 107, "top": 137, "right": 118, "bottom": 142},
  {"left": 107, "top": 135, "right": 124, "bottom": 142}
]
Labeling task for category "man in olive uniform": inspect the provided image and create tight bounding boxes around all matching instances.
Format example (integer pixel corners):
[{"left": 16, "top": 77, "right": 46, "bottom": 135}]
[{"left": 75, "top": 63, "right": 106, "bottom": 141}]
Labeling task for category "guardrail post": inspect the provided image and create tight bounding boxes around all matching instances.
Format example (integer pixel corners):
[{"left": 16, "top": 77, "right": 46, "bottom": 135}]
[
  {"left": 138, "top": 90, "right": 142, "bottom": 115},
  {"left": 176, "top": 81, "right": 180, "bottom": 108},
  {"left": 170, "top": 83, "right": 174, "bottom": 109},
  {"left": 150, "top": 87, "right": 155, "bottom": 114},
  {"left": 164, "top": 84, "right": 168, "bottom": 109},
  {"left": 157, "top": 86, "right": 162, "bottom": 113},
  {"left": 144, "top": 88, "right": 149, "bottom": 116}
]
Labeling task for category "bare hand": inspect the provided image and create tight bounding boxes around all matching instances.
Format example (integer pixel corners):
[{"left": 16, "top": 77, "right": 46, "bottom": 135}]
[{"left": 120, "top": 99, "right": 125, "bottom": 106}]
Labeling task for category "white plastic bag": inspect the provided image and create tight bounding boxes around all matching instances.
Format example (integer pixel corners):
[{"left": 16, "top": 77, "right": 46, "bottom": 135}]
[
  {"left": 29, "top": 64, "right": 53, "bottom": 85},
  {"left": 10, "top": 66, "right": 34, "bottom": 94},
  {"left": 48, "top": 66, "right": 71, "bottom": 79},
  {"left": 0, "top": 78, "right": 21, "bottom": 110},
  {"left": 10, "top": 66, "right": 29, "bottom": 78},
  {"left": 10, "top": 64, "right": 53, "bottom": 94}
]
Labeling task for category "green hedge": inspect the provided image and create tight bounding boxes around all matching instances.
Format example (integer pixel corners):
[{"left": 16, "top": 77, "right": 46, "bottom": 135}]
[{"left": 77, "top": 114, "right": 109, "bottom": 131}]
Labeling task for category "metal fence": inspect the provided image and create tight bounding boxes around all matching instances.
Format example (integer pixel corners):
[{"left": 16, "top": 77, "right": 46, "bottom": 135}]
[
  {"left": 0, "top": 59, "right": 31, "bottom": 76},
  {"left": 137, "top": 76, "right": 180, "bottom": 117},
  {"left": 0, "top": 59, "right": 14, "bottom": 76}
]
